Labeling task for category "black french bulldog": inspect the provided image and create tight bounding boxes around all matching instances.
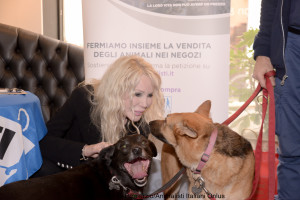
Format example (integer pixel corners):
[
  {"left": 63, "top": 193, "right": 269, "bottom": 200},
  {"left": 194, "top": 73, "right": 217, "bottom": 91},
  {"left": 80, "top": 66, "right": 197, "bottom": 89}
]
[{"left": 0, "top": 134, "right": 157, "bottom": 200}]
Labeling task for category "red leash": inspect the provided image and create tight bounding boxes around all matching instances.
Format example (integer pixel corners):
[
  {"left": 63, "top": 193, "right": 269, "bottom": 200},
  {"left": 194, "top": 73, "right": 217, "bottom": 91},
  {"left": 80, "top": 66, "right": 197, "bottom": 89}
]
[{"left": 222, "top": 70, "right": 276, "bottom": 200}]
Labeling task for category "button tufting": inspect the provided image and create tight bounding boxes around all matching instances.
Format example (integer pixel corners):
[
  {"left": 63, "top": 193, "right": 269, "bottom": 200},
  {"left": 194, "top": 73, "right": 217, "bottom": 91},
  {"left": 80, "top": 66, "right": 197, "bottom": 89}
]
[
  {"left": 0, "top": 23, "right": 84, "bottom": 124},
  {"left": 56, "top": 48, "right": 61, "bottom": 53}
]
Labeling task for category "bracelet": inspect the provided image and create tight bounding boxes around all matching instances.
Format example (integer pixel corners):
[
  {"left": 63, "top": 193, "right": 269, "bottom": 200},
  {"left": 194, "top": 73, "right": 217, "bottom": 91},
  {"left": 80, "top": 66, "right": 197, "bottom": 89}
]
[{"left": 80, "top": 145, "right": 88, "bottom": 161}]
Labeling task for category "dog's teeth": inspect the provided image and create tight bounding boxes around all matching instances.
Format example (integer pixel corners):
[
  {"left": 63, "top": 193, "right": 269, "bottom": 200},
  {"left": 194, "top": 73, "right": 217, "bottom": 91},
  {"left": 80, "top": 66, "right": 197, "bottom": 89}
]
[
  {"left": 138, "top": 177, "right": 146, "bottom": 182},
  {"left": 134, "top": 177, "right": 147, "bottom": 187}
]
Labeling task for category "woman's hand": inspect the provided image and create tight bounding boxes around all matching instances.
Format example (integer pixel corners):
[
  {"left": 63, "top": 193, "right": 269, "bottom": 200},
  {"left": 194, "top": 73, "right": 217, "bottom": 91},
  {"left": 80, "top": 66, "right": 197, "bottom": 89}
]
[
  {"left": 252, "top": 56, "right": 276, "bottom": 88},
  {"left": 83, "top": 142, "right": 112, "bottom": 158}
]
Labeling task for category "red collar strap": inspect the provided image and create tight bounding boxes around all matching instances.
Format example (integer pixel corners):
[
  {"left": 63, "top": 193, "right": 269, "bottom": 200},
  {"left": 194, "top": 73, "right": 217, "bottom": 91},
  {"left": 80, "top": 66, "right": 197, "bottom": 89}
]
[
  {"left": 194, "top": 128, "right": 218, "bottom": 174},
  {"left": 126, "top": 190, "right": 144, "bottom": 199}
]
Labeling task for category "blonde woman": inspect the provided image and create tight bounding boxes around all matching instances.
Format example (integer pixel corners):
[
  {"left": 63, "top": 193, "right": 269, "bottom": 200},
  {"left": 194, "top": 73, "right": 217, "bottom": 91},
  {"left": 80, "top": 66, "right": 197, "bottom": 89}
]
[{"left": 35, "top": 55, "right": 165, "bottom": 176}]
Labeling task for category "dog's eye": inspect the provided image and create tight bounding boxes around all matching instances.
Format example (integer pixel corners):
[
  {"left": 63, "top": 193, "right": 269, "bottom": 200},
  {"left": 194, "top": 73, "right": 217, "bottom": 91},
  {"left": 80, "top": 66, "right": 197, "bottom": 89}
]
[
  {"left": 141, "top": 140, "right": 146, "bottom": 145},
  {"left": 121, "top": 144, "right": 127, "bottom": 149}
]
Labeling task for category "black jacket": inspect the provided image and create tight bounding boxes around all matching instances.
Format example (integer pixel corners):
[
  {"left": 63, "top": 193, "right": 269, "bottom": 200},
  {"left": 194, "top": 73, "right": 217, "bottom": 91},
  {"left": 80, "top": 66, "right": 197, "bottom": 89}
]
[{"left": 253, "top": 0, "right": 291, "bottom": 80}]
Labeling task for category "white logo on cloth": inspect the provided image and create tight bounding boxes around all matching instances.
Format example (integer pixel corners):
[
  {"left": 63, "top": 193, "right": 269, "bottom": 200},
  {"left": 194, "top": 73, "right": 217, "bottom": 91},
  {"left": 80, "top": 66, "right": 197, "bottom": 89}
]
[{"left": 0, "top": 108, "right": 34, "bottom": 186}]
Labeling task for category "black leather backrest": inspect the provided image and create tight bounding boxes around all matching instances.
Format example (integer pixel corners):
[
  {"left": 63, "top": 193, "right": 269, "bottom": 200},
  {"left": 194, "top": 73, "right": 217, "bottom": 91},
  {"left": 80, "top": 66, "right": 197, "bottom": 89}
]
[{"left": 0, "top": 23, "right": 85, "bottom": 122}]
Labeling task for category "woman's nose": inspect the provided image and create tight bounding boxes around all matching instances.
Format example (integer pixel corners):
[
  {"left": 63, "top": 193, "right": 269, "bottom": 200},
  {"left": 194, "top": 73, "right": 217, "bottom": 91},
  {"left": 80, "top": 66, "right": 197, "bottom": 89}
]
[
  {"left": 140, "top": 97, "right": 148, "bottom": 108},
  {"left": 140, "top": 96, "right": 151, "bottom": 108}
]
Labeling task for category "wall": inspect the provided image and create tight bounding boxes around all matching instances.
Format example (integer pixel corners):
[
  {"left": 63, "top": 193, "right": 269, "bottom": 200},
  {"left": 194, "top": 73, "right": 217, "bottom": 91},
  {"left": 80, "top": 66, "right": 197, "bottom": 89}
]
[
  {"left": 0, "top": 0, "right": 43, "bottom": 34},
  {"left": 43, "top": 0, "right": 60, "bottom": 39}
]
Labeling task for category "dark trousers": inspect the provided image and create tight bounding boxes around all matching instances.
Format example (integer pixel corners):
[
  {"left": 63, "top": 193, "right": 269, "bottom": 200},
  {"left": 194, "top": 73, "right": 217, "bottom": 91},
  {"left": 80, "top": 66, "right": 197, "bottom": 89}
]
[{"left": 275, "top": 31, "right": 300, "bottom": 200}]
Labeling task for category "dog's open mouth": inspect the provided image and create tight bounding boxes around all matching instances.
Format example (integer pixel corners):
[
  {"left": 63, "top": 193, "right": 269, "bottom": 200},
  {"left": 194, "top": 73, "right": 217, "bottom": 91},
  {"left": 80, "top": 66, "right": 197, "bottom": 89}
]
[{"left": 124, "top": 158, "right": 150, "bottom": 187}]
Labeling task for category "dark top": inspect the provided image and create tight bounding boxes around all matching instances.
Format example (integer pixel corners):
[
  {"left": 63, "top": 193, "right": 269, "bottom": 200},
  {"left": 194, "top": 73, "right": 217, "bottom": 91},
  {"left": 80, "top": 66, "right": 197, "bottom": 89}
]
[
  {"left": 39, "top": 86, "right": 150, "bottom": 170},
  {"left": 253, "top": 0, "right": 291, "bottom": 79},
  {"left": 289, "top": 0, "right": 300, "bottom": 28}
]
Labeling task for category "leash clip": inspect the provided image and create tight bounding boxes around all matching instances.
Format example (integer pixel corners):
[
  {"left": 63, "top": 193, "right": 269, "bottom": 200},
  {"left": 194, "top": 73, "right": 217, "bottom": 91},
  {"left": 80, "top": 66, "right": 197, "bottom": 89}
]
[
  {"left": 192, "top": 175, "right": 213, "bottom": 198},
  {"left": 192, "top": 175, "right": 205, "bottom": 195},
  {"left": 109, "top": 176, "right": 128, "bottom": 191}
]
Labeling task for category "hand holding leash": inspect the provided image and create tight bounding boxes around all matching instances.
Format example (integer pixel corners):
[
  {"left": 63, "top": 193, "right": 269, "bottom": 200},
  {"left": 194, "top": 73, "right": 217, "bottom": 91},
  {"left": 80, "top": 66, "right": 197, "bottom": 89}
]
[{"left": 253, "top": 56, "right": 276, "bottom": 88}]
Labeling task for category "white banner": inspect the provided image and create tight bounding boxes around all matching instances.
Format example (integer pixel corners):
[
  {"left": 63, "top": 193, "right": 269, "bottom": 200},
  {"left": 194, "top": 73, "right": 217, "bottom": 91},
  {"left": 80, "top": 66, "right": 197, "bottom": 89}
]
[{"left": 82, "top": 0, "right": 230, "bottom": 122}]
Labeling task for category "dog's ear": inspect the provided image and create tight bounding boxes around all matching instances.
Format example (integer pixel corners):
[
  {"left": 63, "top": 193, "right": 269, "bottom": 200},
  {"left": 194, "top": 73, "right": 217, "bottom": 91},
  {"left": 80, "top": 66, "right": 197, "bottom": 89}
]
[
  {"left": 175, "top": 122, "right": 198, "bottom": 138},
  {"left": 148, "top": 140, "right": 157, "bottom": 157},
  {"left": 98, "top": 145, "right": 115, "bottom": 166},
  {"left": 195, "top": 100, "right": 211, "bottom": 117}
]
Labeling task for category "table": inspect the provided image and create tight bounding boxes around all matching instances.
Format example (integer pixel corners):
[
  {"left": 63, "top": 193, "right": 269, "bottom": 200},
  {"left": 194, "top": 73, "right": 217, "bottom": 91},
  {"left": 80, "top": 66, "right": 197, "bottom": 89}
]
[{"left": 0, "top": 92, "right": 47, "bottom": 186}]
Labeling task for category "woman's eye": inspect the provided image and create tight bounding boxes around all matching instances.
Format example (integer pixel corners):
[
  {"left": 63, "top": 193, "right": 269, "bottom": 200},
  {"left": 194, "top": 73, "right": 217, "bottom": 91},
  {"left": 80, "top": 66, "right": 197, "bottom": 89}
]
[
  {"left": 148, "top": 93, "right": 153, "bottom": 98},
  {"left": 135, "top": 92, "right": 142, "bottom": 97}
]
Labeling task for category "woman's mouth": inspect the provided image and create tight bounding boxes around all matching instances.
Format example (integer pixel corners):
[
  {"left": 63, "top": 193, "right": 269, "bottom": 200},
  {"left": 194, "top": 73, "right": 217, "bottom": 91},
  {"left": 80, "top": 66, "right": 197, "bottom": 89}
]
[{"left": 134, "top": 111, "right": 144, "bottom": 116}]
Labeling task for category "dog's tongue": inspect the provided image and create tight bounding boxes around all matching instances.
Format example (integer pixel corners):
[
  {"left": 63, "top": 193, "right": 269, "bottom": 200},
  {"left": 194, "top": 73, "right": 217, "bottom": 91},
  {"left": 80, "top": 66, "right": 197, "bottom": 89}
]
[{"left": 124, "top": 160, "right": 149, "bottom": 179}]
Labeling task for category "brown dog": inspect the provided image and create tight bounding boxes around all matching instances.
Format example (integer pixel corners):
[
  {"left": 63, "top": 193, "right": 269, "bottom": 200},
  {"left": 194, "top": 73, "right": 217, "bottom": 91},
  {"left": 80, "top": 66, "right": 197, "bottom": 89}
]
[
  {"left": 150, "top": 100, "right": 255, "bottom": 200},
  {"left": 0, "top": 134, "right": 157, "bottom": 200}
]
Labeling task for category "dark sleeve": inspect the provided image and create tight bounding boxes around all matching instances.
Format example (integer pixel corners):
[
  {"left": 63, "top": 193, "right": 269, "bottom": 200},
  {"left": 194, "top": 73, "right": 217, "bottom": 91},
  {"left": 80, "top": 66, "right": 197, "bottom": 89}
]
[
  {"left": 253, "top": 0, "right": 277, "bottom": 59},
  {"left": 39, "top": 87, "right": 89, "bottom": 167}
]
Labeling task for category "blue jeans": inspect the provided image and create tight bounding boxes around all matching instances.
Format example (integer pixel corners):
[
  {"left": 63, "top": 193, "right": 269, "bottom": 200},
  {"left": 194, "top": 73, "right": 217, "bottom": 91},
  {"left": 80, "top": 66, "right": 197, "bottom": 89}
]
[{"left": 275, "top": 31, "right": 300, "bottom": 200}]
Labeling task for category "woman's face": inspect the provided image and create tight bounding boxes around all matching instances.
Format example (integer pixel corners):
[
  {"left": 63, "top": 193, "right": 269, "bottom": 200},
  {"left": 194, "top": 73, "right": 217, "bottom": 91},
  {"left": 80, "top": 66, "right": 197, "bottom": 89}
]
[{"left": 124, "top": 75, "right": 154, "bottom": 122}]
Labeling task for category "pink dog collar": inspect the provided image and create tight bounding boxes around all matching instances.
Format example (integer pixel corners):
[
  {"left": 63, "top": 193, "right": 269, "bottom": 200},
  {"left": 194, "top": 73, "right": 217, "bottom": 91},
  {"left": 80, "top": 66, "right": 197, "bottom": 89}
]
[{"left": 194, "top": 128, "right": 218, "bottom": 174}]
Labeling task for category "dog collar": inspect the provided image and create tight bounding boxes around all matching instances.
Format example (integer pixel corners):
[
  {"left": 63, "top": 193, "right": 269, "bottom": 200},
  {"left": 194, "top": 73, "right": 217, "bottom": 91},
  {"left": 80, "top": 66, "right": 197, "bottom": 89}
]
[
  {"left": 194, "top": 128, "right": 218, "bottom": 174},
  {"left": 126, "top": 190, "right": 144, "bottom": 199}
]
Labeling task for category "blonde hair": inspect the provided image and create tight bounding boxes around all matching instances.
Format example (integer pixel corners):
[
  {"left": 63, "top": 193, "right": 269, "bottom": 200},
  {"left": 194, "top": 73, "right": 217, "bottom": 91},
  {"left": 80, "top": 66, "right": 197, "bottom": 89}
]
[{"left": 90, "top": 55, "right": 164, "bottom": 143}]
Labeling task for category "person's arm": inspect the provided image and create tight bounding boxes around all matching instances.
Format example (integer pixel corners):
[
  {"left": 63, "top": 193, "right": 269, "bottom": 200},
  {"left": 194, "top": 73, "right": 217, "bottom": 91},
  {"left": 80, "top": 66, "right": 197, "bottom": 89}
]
[
  {"left": 253, "top": 0, "right": 277, "bottom": 59},
  {"left": 39, "top": 87, "right": 88, "bottom": 167},
  {"left": 253, "top": 0, "right": 277, "bottom": 88},
  {"left": 40, "top": 86, "right": 112, "bottom": 166}
]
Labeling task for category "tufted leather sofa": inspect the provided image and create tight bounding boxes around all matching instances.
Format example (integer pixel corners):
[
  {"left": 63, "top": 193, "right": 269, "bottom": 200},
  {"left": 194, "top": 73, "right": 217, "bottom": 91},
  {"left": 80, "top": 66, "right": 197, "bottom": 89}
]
[{"left": 0, "top": 23, "right": 85, "bottom": 122}]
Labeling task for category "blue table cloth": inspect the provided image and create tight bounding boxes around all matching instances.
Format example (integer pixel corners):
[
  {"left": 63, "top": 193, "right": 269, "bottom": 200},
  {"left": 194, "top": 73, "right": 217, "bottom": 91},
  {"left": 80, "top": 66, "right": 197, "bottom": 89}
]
[{"left": 0, "top": 92, "right": 47, "bottom": 186}]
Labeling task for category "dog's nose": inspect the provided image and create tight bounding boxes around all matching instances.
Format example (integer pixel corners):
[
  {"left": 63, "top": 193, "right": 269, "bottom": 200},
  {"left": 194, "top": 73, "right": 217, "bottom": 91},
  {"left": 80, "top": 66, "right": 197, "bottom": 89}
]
[{"left": 132, "top": 147, "right": 142, "bottom": 155}]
